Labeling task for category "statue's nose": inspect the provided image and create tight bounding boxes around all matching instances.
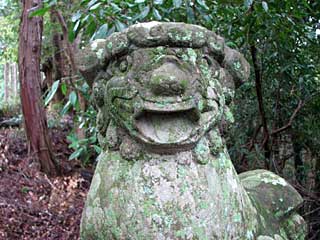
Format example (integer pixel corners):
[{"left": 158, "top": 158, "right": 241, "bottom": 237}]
[{"left": 150, "top": 62, "right": 188, "bottom": 96}]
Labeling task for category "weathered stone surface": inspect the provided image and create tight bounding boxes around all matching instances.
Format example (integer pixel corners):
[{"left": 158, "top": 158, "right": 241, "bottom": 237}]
[
  {"left": 239, "top": 170, "right": 305, "bottom": 239},
  {"left": 78, "top": 21, "right": 305, "bottom": 239}
]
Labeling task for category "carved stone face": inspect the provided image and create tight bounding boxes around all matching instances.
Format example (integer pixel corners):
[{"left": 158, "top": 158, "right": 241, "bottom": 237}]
[
  {"left": 78, "top": 22, "right": 250, "bottom": 153},
  {"left": 105, "top": 46, "right": 224, "bottom": 152}
]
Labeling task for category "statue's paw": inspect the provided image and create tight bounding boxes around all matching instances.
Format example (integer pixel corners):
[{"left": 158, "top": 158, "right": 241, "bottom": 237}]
[
  {"left": 282, "top": 213, "right": 306, "bottom": 240},
  {"left": 257, "top": 234, "right": 286, "bottom": 240}
]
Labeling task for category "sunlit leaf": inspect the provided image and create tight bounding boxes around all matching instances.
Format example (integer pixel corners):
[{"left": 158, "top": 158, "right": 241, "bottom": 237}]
[
  {"left": 173, "top": 0, "right": 182, "bottom": 8},
  {"left": 71, "top": 11, "right": 82, "bottom": 22},
  {"left": 93, "top": 23, "right": 108, "bottom": 39},
  {"left": 153, "top": 8, "right": 162, "bottom": 20},
  {"left": 114, "top": 20, "right": 126, "bottom": 31},
  {"left": 262, "top": 1, "right": 268, "bottom": 12},
  {"left": 61, "top": 101, "right": 72, "bottom": 115},
  {"left": 69, "top": 91, "right": 78, "bottom": 106},
  {"left": 154, "top": 0, "right": 163, "bottom": 4},
  {"left": 196, "top": 0, "right": 209, "bottom": 10},
  {"left": 244, "top": 0, "right": 253, "bottom": 8},
  {"left": 89, "top": 2, "right": 102, "bottom": 10},
  {"left": 48, "top": 0, "right": 57, "bottom": 7},
  {"left": 69, "top": 148, "right": 83, "bottom": 160},
  {"left": 93, "top": 145, "right": 102, "bottom": 154},
  {"left": 88, "top": 0, "right": 99, "bottom": 8},
  {"left": 107, "top": 25, "right": 116, "bottom": 36},
  {"left": 73, "top": 20, "right": 81, "bottom": 33},
  {"left": 44, "top": 80, "right": 60, "bottom": 106},
  {"left": 140, "top": 6, "right": 150, "bottom": 19},
  {"left": 110, "top": 3, "right": 121, "bottom": 12}
]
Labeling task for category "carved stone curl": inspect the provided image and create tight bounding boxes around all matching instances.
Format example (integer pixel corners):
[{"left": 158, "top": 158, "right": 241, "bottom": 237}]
[{"left": 77, "top": 22, "right": 305, "bottom": 240}]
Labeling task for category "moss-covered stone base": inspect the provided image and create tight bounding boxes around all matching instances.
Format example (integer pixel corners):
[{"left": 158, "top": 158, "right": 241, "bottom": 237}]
[{"left": 81, "top": 149, "right": 258, "bottom": 239}]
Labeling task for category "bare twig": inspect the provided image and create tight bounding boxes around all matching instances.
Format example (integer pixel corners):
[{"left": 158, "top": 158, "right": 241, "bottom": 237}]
[{"left": 271, "top": 100, "right": 304, "bottom": 136}]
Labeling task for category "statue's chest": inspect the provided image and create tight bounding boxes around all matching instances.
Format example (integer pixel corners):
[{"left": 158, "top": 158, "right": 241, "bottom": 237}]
[{"left": 87, "top": 153, "right": 258, "bottom": 239}]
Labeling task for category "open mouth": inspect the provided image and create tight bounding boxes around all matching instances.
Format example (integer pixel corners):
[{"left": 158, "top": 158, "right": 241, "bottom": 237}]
[{"left": 134, "top": 107, "right": 199, "bottom": 145}]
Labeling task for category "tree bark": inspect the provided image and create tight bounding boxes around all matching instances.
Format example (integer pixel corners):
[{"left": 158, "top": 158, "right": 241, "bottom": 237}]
[
  {"left": 12, "top": 63, "right": 18, "bottom": 99},
  {"left": 250, "top": 44, "right": 271, "bottom": 168},
  {"left": 52, "top": 8, "right": 86, "bottom": 139},
  {"left": 18, "top": 0, "right": 59, "bottom": 176},
  {"left": 10, "top": 63, "right": 15, "bottom": 100},
  {"left": 4, "top": 62, "right": 9, "bottom": 103},
  {"left": 50, "top": 10, "right": 66, "bottom": 103}
]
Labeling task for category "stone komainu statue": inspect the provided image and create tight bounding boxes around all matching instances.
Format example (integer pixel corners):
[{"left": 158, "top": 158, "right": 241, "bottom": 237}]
[{"left": 77, "top": 22, "right": 305, "bottom": 240}]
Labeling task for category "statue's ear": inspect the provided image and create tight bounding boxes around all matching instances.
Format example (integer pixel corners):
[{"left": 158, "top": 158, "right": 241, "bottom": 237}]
[
  {"left": 76, "top": 39, "right": 107, "bottom": 87},
  {"left": 219, "top": 68, "right": 235, "bottom": 105},
  {"left": 222, "top": 46, "right": 250, "bottom": 88},
  {"left": 217, "top": 46, "right": 250, "bottom": 105},
  {"left": 214, "top": 46, "right": 250, "bottom": 127}
]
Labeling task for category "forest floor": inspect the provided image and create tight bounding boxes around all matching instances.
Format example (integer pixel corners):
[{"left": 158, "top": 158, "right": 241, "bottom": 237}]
[{"left": 0, "top": 124, "right": 93, "bottom": 240}]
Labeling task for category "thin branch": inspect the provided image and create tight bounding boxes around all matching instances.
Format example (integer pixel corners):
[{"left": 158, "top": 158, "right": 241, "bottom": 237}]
[
  {"left": 271, "top": 100, "right": 304, "bottom": 136},
  {"left": 240, "top": 124, "right": 262, "bottom": 164},
  {"left": 51, "top": 8, "right": 77, "bottom": 73}
]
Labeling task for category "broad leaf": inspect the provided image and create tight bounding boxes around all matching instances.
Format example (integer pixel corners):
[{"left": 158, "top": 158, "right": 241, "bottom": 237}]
[
  {"left": 88, "top": 0, "right": 99, "bottom": 8},
  {"left": 140, "top": 6, "right": 150, "bottom": 19},
  {"left": 89, "top": 2, "right": 102, "bottom": 10},
  {"left": 93, "top": 23, "right": 108, "bottom": 39},
  {"left": 173, "top": 0, "right": 182, "bottom": 8},
  {"left": 153, "top": 8, "right": 162, "bottom": 20},
  {"left": 69, "top": 148, "right": 83, "bottom": 160},
  {"left": 154, "top": 0, "right": 163, "bottom": 4},
  {"left": 93, "top": 145, "right": 102, "bottom": 154},
  {"left": 44, "top": 80, "right": 60, "bottom": 106},
  {"left": 115, "top": 20, "right": 126, "bottom": 31},
  {"left": 262, "top": 1, "right": 268, "bottom": 12},
  {"left": 73, "top": 20, "right": 81, "bottom": 33},
  {"left": 29, "top": 6, "right": 50, "bottom": 17},
  {"left": 244, "top": 0, "right": 253, "bottom": 8},
  {"left": 69, "top": 91, "right": 78, "bottom": 106},
  {"left": 71, "top": 11, "right": 82, "bottom": 22},
  {"left": 61, "top": 82, "right": 67, "bottom": 96},
  {"left": 61, "top": 101, "right": 72, "bottom": 115}
]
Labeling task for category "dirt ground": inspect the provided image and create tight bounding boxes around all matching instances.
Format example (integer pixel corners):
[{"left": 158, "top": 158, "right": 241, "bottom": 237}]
[{"left": 0, "top": 127, "right": 92, "bottom": 240}]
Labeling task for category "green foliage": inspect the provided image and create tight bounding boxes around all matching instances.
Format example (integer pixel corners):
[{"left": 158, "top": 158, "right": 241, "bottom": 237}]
[
  {"left": 66, "top": 105, "right": 101, "bottom": 165},
  {"left": 49, "top": 76, "right": 100, "bottom": 164},
  {"left": 69, "top": 0, "right": 218, "bottom": 41},
  {"left": 0, "top": 99, "right": 21, "bottom": 118},
  {"left": 0, "top": 1, "right": 20, "bottom": 63},
  {"left": 44, "top": 80, "right": 60, "bottom": 106}
]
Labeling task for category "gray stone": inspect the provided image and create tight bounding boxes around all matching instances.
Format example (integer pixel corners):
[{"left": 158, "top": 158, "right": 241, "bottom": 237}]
[{"left": 77, "top": 21, "right": 305, "bottom": 240}]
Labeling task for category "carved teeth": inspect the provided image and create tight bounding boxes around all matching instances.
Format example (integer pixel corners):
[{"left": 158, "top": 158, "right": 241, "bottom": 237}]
[{"left": 133, "top": 99, "right": 200, "bottom": 121}]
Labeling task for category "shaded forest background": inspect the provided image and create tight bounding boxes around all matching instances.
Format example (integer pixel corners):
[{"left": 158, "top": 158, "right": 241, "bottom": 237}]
[{"left": 0, "top": 0, "right": 319, "bottom": 239}]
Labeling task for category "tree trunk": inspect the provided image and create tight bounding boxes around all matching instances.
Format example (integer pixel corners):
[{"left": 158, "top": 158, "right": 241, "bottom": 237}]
[
  {"left": 4, "top": 62, "right": 9, "bottom": 103},
  {"left": 18, "top": 0, "right": 59, "bottom": 176},
  {"left": 50, "top": 10, "right": 65, "bottom": 103},
  {"left": 52, "top": 9, "right": 86, "bottom": 139},
  {"left": 292, "top": 140, "right": 304, "bottom": 184},
  {"left": 10, "top": 63, "right": 15, "bottom": 100},
  {"left": 13, "top": 63, "right": 18, "bottom": 99}
]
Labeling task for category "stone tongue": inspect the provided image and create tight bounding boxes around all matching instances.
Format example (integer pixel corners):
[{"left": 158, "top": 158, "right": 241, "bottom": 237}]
[{"left": 136, "top": 112, "right": 194, "bottom": 144}]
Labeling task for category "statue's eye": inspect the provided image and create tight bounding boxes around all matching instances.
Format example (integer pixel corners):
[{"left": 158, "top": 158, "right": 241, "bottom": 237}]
[
  {"left": 119, "top": 59, "right": 128, "bottom": 72},
  {"left": 203, "top": 55, "right": 213, "bottom": 66}
]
